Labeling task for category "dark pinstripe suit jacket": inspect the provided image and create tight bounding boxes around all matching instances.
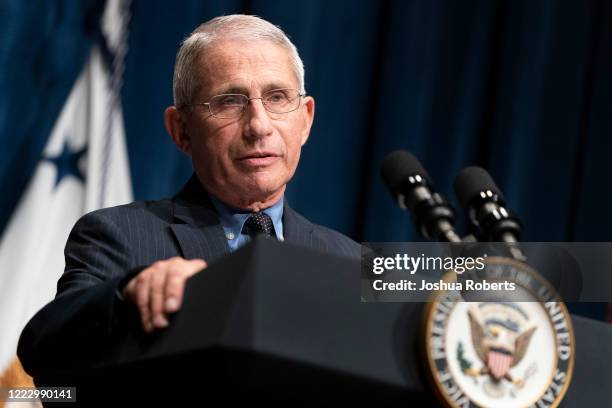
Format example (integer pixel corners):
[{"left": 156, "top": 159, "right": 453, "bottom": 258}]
[{"left": 18, "top": 175, "right": 360, "bottom": 377}]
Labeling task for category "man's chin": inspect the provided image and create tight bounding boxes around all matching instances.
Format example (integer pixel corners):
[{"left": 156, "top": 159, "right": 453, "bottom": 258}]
[
  {"left": 244, "top": 185, "right": 283, "bottom": 201},
  {"left": 237, "top": 179, "right": 285, "bottom": 203}
]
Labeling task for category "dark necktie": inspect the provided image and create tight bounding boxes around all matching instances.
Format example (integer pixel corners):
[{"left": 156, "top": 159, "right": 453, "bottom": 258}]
[{"left": 243, "top": 212, "right": 275, "bottom": 237}]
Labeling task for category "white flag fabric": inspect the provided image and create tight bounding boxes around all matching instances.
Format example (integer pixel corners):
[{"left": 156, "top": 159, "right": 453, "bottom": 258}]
[{"left": 0, "top": 0, "right": 132, "bottom": 375}]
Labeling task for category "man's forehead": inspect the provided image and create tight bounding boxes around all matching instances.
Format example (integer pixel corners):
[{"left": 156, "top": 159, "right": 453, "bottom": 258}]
[{"left": 195, "top": 38, "right": 298, "bottom": 96}]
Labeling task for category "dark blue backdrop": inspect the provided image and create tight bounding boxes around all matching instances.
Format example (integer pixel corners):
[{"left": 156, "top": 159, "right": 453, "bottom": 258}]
[{"left": 1, "top": 0, "right": 610, "bottom": 318}]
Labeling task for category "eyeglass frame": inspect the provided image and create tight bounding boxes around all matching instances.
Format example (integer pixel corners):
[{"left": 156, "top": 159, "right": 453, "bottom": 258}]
[{"left": 185, "top": 88, "right": 307, "bottom": 119}]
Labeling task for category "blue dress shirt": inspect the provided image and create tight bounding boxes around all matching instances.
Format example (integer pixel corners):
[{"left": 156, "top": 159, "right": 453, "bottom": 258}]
[{"left": 208, "top": 193, "right": 284, "bottom": 252}]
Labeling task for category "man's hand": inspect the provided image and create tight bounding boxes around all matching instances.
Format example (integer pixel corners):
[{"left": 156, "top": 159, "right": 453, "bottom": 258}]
[{"left": 122, "top": 257, "right": 207, "bottom": 332}]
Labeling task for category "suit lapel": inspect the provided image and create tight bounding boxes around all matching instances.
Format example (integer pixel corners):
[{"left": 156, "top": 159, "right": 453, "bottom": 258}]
[
  {"left": 283, "top": 200, "right": 327, "bottom": 251},
  {"left": 169, "top": 175, "right": 230, "bottom": 263}
]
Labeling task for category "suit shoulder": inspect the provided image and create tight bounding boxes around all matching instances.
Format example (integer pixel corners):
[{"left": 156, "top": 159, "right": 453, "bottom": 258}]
[{"left": 77, "top": 198, "right": 173, "bottom": 226}]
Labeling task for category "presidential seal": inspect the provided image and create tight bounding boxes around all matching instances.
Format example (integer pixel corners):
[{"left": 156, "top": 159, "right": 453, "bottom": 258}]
[{"left": 422, "top": 257, "right": 574, "bottom": 408}]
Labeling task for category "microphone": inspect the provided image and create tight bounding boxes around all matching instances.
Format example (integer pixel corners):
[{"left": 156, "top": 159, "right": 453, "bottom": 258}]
[
  {"left": 453, "top": 166, "right": 522, "bottom": 244},
  {"left": 381, "top": 150, "right": 461, "bottom": 242}
]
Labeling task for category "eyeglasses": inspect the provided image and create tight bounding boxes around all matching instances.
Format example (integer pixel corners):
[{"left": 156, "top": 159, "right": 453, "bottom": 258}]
[{"left": 188, "top": 88, "right": 306, "bottom": 119}]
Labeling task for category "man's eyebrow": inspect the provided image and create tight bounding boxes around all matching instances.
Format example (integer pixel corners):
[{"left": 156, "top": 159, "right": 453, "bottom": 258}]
[
  {"left": 212, "top": 82, "right": 295, "bottom": 96},
  {"left": 261, "top": 82, "right": 294, "bottom": 92},
  {"left": 214, "top": 85, "right": 248, "bottom": 95}
]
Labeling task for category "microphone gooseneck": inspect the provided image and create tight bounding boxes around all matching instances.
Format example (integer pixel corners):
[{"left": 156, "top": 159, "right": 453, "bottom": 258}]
[{"left": 381, "top": 150, "right": 462, "bottom": 242}]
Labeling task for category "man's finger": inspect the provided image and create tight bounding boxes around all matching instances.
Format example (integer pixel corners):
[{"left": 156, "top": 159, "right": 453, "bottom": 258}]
[
  {"left": 164, "top": 259, "right": 206, "bottom": 312},
  {"left": 164, "top": 273, "right": 186, "bottom": 313},
  {"left": 150, "top": 269, "right": 168, "bottom": 329},
  {"left": 135, "top": 274, "right": 152, "bottom": 332},
  {"left": 185, "top": 258, "right": 207, "bottom": 277}
]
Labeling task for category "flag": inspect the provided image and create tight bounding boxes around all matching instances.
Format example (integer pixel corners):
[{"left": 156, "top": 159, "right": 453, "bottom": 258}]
[{"left": 0, "top": 0, "right": 132, "bottom": 381}]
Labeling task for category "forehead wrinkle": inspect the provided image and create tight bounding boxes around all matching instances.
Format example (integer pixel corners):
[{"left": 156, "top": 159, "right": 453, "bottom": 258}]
[{"left": 196, "top": 39, "right": 298, "bottom": 99}]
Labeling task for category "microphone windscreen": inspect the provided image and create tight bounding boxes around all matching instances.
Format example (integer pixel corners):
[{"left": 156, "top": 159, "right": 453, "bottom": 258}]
[
  {"left": 380, "top": 150, "right": 432, "bottom": 195},
  {"left": 453, "top": 166, "right": 503, "bottom": 209}
]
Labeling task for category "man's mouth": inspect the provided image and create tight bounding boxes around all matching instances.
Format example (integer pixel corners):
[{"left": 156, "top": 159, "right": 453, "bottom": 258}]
[{"left": 236, "top": 151, "right": 280, "bottom": 167}]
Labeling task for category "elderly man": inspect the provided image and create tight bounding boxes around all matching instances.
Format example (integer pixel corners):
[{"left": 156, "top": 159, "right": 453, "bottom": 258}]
[{"left": 18, "top": 15, "right": 359, "bottom": 377}]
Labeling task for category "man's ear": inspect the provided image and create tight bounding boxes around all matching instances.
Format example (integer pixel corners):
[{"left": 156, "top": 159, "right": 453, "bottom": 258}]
[
  {"left": 164, "top": 106, "right": 192, "bottom": 155},
  {"left": 300, "top": 96, "right": 315, "bottom": 146}
]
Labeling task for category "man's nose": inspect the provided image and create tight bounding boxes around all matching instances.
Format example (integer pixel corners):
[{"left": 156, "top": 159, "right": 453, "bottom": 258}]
[{"left": 243, "top": 98, "right": 274, "bottom": 139}]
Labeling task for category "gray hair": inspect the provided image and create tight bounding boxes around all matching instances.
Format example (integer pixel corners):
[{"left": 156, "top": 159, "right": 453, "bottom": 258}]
[{"left": 172, "top": 14, "right": 305, "bottom": 108}]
